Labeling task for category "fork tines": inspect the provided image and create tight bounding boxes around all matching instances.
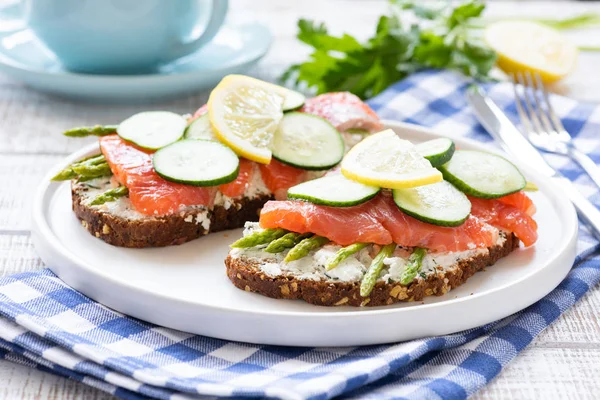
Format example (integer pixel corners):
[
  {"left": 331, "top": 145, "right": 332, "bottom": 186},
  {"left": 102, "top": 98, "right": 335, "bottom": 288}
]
[{"left": 511, "top": 71, "right": 569, "bottom": 145}]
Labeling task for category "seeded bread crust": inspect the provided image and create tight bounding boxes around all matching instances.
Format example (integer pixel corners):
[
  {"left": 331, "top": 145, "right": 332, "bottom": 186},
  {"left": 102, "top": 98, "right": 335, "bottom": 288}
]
[
  {"left": 225, "top": 233, "right": 519, "bottom": 307},
  {"left": 72, "top": 182, "right": 273, "bottom": 248}
]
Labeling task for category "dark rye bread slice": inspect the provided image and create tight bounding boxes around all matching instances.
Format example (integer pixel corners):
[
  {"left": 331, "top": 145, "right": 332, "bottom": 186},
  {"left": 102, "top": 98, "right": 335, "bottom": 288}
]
[
  {"left": 72, "top": 181, "right": 273, "bottom": 248},
  {"left": 225, "top": 233, "right": 519, "bottom": 307}
]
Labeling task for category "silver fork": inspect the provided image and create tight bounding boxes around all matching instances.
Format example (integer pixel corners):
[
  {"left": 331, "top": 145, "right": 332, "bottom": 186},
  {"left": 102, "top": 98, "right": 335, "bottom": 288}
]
[{"left": 512, "top": 71, "right": 600, "bottom": 189}]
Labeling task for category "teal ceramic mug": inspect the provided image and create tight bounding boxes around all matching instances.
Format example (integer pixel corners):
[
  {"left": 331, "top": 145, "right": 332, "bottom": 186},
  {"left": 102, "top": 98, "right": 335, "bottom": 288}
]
[{"left": 11, "top": 0, "right": 228, "bottom": 74}]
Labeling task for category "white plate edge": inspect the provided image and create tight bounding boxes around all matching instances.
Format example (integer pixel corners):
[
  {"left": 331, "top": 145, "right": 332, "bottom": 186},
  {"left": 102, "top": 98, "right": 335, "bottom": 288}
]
[{"left": 31, "top": 121, "right": 578, "bottom": 322}]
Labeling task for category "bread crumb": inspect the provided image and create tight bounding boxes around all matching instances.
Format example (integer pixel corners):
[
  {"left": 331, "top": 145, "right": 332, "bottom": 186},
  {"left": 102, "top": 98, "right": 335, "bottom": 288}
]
[
  {"left": 334, "top": 297, "right": 348, "bottom": 306},
  {"left": 390, "top": 285, "right": 403, "bottom": 298}
]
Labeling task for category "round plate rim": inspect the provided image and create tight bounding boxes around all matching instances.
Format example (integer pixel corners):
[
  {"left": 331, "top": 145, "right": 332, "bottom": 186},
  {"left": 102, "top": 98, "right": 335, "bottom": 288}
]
[{"left": 32, "top": 121, "right": 578, "bottom": 322}]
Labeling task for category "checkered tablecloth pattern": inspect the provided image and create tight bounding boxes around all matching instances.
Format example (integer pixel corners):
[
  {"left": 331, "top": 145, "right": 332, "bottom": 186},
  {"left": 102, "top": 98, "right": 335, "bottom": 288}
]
[{"left": 0, "top": 70, "right": 599, "bottom": 400}]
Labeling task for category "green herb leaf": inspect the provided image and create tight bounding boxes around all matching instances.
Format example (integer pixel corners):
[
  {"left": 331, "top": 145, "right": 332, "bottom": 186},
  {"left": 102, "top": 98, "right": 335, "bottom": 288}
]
[
  {"left": 281, "top": 0, "right": 497, "bottom": 99},
  {"left": 447, "top": 1, "right": 485, "bottom": 29}
]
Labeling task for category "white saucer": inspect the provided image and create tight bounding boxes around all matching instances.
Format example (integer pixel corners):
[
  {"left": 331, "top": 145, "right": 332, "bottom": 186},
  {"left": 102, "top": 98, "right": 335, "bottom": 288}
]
[
  {"left": 31, "top": 121, "right": 578, "bottom": 346},
  {"left": 0, "top": 5, "right": 272, "bottom": 102}
]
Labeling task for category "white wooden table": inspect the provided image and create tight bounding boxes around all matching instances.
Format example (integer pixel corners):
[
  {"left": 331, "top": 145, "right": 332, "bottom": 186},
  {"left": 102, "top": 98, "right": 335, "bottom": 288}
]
[{"left": 1, "top": 1, "right": 599, "bottom": 398}]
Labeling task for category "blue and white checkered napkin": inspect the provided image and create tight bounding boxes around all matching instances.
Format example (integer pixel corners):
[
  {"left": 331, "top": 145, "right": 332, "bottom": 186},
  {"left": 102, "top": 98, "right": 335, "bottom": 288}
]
[{"left": 1, "top": 70, "right": 600, "bottom": 400}]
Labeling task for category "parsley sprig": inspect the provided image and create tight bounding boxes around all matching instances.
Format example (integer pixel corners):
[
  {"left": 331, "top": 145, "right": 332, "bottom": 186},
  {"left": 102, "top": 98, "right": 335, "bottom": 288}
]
[{"left": 281, "top": 0, "right": 497, "bottom": 99}]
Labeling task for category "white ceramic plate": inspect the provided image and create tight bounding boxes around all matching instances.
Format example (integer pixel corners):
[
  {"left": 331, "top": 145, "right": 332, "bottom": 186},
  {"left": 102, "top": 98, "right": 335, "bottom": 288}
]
[{"left": 32, "top": 121, "right": 578, "bottom": 346}]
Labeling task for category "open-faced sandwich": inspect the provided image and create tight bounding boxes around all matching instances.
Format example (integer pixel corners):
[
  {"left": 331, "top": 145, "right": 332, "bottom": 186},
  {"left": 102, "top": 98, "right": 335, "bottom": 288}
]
[
  {"left": 225, "top": 129, "right": 538, "bottom": 307},
  {"left": 52, "top": 75, "right": 382, "bottom": 247}
]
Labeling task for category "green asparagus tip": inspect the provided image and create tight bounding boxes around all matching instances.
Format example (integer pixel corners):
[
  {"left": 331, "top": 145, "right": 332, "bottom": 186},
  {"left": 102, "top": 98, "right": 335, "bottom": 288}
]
[
  {"left": 326, "top": 242, "right": 368, "bottom": 271},
  {"left": 284, "top": 235, "right": 329, "bottom": 263},
  {"left": 265, "top": 232, "right": 311, "bottom": 253},
  {"left": 230, "top": 228, "right": 288, "bottom": 249},
  {"left": 63, "top": 125, "right": 118, "bottom": 137},
  {"left": 399, "top": 248, "right": 428, "bottom": 286},
  {"left": 89, "top": 186, "right": 129, "bottom": 206},
  {"left": 72, "top": 162, "right": 112, "bottom": 180},
  {"left": 51, "top": 168, "right": 77, "bottom": 181},
  {"left": 50, "top": 154, "right": 107, "bottom": 182},
  {"left": 360, "top": 243, "right": 396, "bottom": 298}
]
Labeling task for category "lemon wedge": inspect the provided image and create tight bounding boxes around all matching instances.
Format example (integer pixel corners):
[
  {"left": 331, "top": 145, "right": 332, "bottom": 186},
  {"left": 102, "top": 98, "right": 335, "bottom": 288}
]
[
  {"left": 341, "top": 129, "right": 442, "bottom": 189},
  {"left": 208, "top": 75, "right": 288, "bottom": 164},
  {"left": 485, "top": 20, "right": 578, "bottom": 83}
]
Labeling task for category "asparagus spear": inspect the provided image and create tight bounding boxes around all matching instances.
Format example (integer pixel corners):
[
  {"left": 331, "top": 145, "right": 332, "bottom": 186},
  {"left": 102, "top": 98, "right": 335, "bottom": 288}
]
[
  {"left": 399, "top": 248, "right": 427, "bottom": 285},
  {"left": 51, "top": 154, "right": 108, "bottom": 181},
  {"left": 230, "top": 228, "right": 288, "bottom": 248},
  {"left": 89, "top": 186, "right": 129, "bottom": 206},
  {"left": 72, "top": 162, "right": 112, "bottom": 180},
  {"left": 63, "top": 125, "right": 118, "bottom": 137},
  {"left": 326, "top": 243, "right": 368, "bottom": 270},
  {"left": 284, "top": 235, "right": 329, "bottom": 262},
  {"left": 80, "top": 154, "right": 107, "bottom": 166},
  {"left": 265, "top": 232, "right": 312, "bottom": 253},
  {"left": 52, "top": 167, "right": 78, "bottom": 181},
  {"left": 360, "top": 243, "right": 397, "bottom": 297}
]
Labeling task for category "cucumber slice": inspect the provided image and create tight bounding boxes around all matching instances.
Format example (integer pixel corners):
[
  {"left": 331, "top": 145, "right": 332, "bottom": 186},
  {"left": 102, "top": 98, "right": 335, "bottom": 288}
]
[
  {"left": 393, "top": 181, "right": 471, "bottom": 227},
  {"left": 153, "top": 139, "right": 239, "bottom": 186},
  {"left": 283, "top": 90, "right": 306, "bottom": 111},
  {"left": 439, "top": 150, "right": 526, "bottom": 199},
  {"left": 288, "top": 174, "right": 380, "bottom": 207},
  {"left": 118, "top": 111, "right": 186, "bottom": 150},
  {"left": 271, "top": 112, "right": 344, "bottom": 170},
  {"left": 184, "top": 114, "right": 216, "bottom": 141},
  {"left": 415, "top": 138, "right": 455, "bottom": 167}
]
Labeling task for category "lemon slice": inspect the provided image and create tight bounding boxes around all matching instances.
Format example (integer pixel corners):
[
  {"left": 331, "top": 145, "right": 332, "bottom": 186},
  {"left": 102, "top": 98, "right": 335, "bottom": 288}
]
[
  {"left": 208, "top": 75, "right": 287, "bottom": 164},
  {"left": 341, "top": 129, "right": 442, "bottom": 189},
  {"left": 485, "top": 20, "right": 578, "bottom": 83}
]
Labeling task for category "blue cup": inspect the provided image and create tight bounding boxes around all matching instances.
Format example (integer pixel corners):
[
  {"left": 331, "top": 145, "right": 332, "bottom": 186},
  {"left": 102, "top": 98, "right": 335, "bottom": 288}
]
[{"left": 14, "top": 0, "right": 228, "bottom": 74}]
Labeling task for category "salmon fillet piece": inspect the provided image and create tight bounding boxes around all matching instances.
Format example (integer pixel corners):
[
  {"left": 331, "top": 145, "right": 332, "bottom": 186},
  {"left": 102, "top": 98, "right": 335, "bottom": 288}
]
[{"left": 100, "top": 135, "right": 216, "bottom": 216}]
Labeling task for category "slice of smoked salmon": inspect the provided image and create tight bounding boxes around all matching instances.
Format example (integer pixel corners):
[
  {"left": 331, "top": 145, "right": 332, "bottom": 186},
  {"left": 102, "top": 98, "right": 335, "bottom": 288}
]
[
  {"left": 260, "top": 192, "right": 498, "bottom": 252},
  {"left": 300, "top": 92, "right": 383, "bottom": 133},
  {"left": 469, "top": 196, "right": 538, "bottom": 247},
  {"left": 259, "top": 159, "right": 307, "bottom": 200},
  {"left": 219, "top": 158, "right": 254, "bottom": 198},
  {"left": 497, "top": 191, "right": 536, "bottom": 216},
  {"left": 260, "top": 197, "right": 393, "bottom": 245},
  {"left": 371, "top": 194, "right": 499, "bottom": 252},
  {"left": 100, "top": 135, "right": 216, "bottom": 216}
]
